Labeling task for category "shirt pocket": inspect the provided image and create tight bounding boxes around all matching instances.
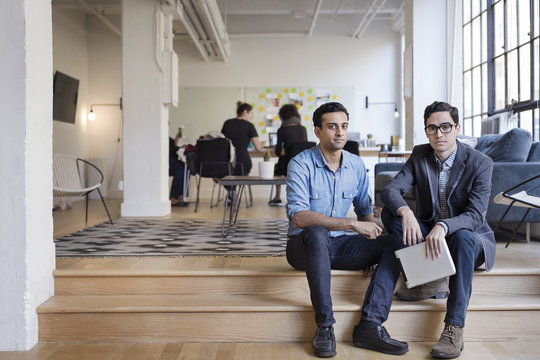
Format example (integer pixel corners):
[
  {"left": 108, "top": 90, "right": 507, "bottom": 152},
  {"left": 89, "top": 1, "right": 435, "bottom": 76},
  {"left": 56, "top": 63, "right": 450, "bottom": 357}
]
[
  {"left": 309, "top": 190, "right": 331, "bottom": 214},
  {"left": 342, "top": 188, "right": 358, "bottom": 200}
]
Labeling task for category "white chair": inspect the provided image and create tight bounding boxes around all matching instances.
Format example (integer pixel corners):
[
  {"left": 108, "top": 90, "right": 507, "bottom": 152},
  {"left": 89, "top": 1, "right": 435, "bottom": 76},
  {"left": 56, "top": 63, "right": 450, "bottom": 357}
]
[{"left": 53, "top": 153, "right": 113, "bottom": 224}]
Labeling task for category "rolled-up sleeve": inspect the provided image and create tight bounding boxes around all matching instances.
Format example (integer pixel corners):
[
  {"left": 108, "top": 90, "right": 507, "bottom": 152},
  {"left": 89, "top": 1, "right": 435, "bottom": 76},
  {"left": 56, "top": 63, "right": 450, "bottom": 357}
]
[
  {"left": 352, "top": 161, "right": 372, "bottom": 216},
  {"left": 286, "top": 158, "right": 311, "bottom": 220}
]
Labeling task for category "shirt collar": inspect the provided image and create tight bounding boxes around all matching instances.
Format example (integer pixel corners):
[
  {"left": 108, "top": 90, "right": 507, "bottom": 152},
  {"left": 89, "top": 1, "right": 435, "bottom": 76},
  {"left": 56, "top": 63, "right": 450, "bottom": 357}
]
[
  {"left": 435, "top": 146, "right": 457, "bottom": 170},
  {"left": 314, "top": 144, "right": 349, "bottom": 169}
]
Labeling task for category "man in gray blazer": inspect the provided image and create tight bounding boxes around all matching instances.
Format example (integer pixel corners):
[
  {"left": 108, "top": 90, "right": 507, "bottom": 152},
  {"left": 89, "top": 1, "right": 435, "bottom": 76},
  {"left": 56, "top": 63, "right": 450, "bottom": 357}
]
[{"left": 380, "top": 101, "right": 495, "bottom": 359}]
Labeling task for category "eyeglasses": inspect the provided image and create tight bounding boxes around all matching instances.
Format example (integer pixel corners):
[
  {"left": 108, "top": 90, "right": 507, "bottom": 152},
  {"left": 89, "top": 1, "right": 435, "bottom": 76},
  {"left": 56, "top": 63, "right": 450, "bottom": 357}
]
[{"left": 425, "top": 122, "right": 456, "bottom": 135}]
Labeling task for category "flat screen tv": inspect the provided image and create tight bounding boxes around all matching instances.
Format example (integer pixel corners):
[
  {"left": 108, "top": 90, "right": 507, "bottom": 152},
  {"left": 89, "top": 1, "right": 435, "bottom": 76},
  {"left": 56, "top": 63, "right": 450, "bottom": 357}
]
[{"left": 53, "top": 71, "right": 79, "bottom": 124}]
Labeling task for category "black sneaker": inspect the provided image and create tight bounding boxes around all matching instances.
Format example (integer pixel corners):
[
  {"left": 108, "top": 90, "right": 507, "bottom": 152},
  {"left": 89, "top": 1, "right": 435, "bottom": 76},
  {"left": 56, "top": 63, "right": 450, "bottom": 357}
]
[
  {"left": 312, "top": 326, "right": 337, "bottom": 358},
  {"left": 268, "top": 199, "right": 283, "bottom": 206},
  {"left": 352, "top": 323, "right": 408, "bottom": 355}
]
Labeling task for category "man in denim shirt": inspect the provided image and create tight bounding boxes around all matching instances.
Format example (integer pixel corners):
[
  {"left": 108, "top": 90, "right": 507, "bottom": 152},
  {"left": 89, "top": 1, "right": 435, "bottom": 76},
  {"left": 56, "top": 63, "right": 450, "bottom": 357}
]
[{"left": 286, "top": 102, "right": 407, "bottom": 358}]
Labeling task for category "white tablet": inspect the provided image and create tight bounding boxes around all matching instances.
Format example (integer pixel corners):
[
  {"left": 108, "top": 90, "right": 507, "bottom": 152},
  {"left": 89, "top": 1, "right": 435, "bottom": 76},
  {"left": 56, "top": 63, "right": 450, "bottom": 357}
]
[{"left": 395, "top": 241, "right": 456, "bottom": 289}]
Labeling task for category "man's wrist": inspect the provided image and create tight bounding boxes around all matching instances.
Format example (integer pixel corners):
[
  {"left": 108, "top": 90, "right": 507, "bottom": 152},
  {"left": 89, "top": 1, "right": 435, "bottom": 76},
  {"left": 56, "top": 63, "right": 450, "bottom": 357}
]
[{"left": 435, "top": 221, "right": 449, "bottom": 235}]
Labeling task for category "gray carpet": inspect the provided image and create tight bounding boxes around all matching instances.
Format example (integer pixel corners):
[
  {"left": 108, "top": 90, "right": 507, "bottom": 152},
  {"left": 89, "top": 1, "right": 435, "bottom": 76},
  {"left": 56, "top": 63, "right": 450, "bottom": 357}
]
[{"left": 55, "top": 218, "right": 289, "bottom": 257}]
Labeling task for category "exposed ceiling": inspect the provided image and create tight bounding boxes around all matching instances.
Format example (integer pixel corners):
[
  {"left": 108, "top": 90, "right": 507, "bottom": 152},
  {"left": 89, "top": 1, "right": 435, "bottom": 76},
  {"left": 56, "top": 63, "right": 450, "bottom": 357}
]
[{"left": 52, "top": 0, "right": 405, "bottom": 61}]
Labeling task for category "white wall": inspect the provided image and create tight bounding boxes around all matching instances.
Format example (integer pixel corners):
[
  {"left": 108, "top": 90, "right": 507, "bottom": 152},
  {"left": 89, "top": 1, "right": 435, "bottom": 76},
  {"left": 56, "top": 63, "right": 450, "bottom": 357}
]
[
  {"left": 174, "top": 20, "right": 402, "bottom": 146},
  {"left": 52, "top": 8, "right": 89, "bottom": 158},
  {"left": 0, "top": 0, "right": 55, "bottom": 350},
  {"left": 87, "top": 15, "right": 123, "bottom": 198}
]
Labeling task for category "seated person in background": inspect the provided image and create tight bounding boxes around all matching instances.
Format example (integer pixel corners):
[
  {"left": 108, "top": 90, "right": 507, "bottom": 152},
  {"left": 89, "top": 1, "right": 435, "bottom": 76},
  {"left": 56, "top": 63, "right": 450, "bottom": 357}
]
[
  {"left": 169, "top": 129, "right": 188, "bottom": 207},
  {"left": 380, "top": 101, "right": 495, "bottom": 359},
  {"left": 286, "top": 102, "right": 407, "bottom": 358},
  {"left": 269, "top": 104, "right": 307, "bottom": 206},
  {"left": 221, "top": 102, "right": 265, "bottom": 176}
]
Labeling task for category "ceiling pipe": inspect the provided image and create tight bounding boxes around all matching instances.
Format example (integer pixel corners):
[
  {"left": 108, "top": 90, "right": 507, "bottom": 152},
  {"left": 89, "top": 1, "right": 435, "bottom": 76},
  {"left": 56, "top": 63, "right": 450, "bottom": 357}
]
[
  {"left": 193, "top": 0, "right": 230, "bottom": 61},
  {"left": 330, "top": 0, "right": 346, "bottom": 22},
  {"left": 75, "top": 0, "right": 121, "bottom": 37},
  {"left": 352, "top": 0, "right": 386, "bottom": 39},
  {"left": 229, "top": 32, "right": 306, "bottom": 39},
  {"left": 181, "top": 0, "right": 214, "bottom": 57},
  {"left": 306, "top": 0, "right": 323, "bottom": 37},
  {"left": 173, "top": 1, "right": 209, "bottom": 61}
]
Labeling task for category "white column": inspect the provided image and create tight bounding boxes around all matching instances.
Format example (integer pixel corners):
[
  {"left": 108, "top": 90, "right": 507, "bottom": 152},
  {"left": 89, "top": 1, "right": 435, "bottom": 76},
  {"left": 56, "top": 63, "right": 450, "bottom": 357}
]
[
  {"left": 121, "top": 0, "right": 171, "bottom": 216},
  {"left": 0, "top": 0, "right": 55, "bottom": 350},
  {"left": 404, "top": 0, "right": 449, "bottom": 147}
]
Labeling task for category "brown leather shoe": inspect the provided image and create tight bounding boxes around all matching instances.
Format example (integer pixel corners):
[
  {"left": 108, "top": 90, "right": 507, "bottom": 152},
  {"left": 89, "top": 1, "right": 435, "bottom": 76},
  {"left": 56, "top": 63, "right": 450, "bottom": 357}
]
[
  {"left": 394, "top": 277, "right": 449, "bottom": 301},
  {"left": 431, "top": 323, "right": 464, "bottom": 359}
]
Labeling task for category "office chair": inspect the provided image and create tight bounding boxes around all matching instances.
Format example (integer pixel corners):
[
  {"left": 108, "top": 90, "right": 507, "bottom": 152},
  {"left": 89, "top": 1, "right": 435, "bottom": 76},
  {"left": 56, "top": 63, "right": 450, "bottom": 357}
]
[
  {"left": 194, "top": 137, "right": 232, "bottom": 212},
  {"left": 344, "top": 140, "right": 360, "bottom": 156}
]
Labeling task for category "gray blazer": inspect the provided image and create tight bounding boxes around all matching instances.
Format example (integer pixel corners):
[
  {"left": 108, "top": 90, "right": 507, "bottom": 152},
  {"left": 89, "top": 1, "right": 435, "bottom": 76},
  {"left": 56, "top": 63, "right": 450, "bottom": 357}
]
[{"left": 381, "top": 141, "right": 496, "bottom": 271}]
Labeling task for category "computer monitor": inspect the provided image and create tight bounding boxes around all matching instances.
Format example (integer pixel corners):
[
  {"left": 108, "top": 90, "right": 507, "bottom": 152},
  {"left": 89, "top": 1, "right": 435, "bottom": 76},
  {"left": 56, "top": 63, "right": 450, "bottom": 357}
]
[{"left": 269, "top": 132, "right": 278, "bottom": 146}]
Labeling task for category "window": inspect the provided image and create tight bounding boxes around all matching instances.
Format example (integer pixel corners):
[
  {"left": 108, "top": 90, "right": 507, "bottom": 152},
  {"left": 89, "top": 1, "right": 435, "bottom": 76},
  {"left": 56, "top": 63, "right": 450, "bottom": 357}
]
[{"left": 463, "top": 0, "right": 539, "bottom": 140}]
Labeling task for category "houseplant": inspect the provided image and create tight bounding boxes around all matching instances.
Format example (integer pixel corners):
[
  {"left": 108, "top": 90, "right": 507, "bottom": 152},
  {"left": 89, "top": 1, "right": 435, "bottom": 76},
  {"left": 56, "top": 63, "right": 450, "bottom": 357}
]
[{"left": 258, "top": 151, "right": 274, "bottom": 179}]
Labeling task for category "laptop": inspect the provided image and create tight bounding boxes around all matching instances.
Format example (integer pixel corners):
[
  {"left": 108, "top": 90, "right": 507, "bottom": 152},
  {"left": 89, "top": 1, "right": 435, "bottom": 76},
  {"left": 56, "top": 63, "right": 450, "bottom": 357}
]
[{"left": 395, "top": 241, "right": 456, "bottom": 289}]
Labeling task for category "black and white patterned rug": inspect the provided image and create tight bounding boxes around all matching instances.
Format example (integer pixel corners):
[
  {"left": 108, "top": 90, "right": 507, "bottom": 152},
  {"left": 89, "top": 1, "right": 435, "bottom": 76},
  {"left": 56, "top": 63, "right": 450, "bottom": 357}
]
[{"left": 55, "top": 218, "right": 289, "bottom": 257}]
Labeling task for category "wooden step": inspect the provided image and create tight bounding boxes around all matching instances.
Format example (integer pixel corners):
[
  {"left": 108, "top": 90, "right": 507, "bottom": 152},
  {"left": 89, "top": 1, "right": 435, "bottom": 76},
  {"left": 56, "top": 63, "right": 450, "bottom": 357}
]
[
  {"left": 38, "top": 292, "right": 540, "bottom": 343},
  {"left": 54, "top": 257, "right": 540, "bottom": 297}
]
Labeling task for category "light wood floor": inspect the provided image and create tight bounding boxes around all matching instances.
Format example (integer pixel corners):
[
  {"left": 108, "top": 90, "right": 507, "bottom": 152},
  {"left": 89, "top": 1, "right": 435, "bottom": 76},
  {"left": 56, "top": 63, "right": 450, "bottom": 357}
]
[
  {"left": 21, "top": 196, "right": 535, "bottom": 359},
  {"left": 2, "top": 341, "right": 539, "bottom": 360}
]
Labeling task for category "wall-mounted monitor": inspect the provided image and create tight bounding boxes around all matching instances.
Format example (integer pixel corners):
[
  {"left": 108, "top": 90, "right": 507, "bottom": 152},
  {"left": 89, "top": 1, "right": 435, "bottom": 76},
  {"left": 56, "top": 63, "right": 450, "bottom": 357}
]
[{"left": 53, "top": 71, "right": 79, "bottom": 124}]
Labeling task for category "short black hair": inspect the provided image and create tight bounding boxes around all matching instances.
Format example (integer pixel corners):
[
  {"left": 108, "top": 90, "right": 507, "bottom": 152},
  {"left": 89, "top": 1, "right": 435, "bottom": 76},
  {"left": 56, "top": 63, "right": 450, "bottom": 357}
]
[
  {"left": 279, "top": 104, "right": 300, "bottom": 121},
  {"left": 423, "top": 101, "right": 459, "bottom": 126},
  {"left": 312, "top": 102, "right": 349, "bottom": 128}
]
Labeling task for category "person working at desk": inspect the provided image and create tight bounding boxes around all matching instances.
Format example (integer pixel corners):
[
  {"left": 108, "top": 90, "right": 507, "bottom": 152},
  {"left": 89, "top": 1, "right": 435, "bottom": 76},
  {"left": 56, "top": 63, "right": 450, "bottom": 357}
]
[
  {"left": 269, "top": 104, "right": 307, "bottom": 206},
  {"left": 169, "top": 129, "right": 188, "bottom": 207},
  {"left": 286, "top": 102, "right": 408, "bottom": 358},
  {"left": 221, "top": 102, "right": 265, "bottom": 176},
  {"left": 380, "top": 101, "right": 495, "bottom": 359}
]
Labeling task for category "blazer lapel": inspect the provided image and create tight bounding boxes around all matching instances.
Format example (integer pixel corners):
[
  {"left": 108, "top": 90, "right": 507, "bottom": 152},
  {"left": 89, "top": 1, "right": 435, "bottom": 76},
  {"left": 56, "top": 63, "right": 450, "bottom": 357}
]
[
  {"left": 447, "top": 143, "right": 467, "bottom": 199},
  {"left": 423, "top": 149, "right": 439, "bottom": 217}
]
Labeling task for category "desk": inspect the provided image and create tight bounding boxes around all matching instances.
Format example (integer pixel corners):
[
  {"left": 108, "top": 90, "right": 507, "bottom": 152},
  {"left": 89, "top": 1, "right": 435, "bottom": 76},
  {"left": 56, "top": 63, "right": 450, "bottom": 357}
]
[
  {"left": 219, "top": 176, "right": 287, "bottom": 237},
  {"left": 378, "top": 151, "right": 412, "bottom": 162}
]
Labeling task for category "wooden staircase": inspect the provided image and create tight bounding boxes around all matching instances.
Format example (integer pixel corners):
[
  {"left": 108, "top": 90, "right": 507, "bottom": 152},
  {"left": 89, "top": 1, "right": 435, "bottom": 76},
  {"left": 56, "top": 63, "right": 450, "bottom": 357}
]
[{"left": 38, "top": 243, "right": 540, "bottom": 344}]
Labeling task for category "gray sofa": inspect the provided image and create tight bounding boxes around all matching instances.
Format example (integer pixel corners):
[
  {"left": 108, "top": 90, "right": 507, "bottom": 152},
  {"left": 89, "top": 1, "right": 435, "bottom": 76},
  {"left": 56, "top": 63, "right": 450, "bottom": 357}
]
[{"left": 374, "top": 128, "right": 540, "bottom": 225}]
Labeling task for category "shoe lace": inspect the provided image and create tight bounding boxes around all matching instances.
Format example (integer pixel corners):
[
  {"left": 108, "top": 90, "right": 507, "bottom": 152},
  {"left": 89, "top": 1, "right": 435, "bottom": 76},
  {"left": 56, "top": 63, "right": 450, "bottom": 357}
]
[
  {"left": 378, "top": 326, "right": 391, "bottom": 340},
  {"left": 441, "top": 324, "right": 457, "bottom": 341},
  {"left": 316, "top": 327, "right": 334, "bottom": 341}
]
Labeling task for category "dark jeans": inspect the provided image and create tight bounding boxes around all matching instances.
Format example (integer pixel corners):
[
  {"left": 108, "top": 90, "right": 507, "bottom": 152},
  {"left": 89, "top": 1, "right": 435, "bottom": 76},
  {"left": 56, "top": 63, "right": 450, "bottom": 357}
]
[
  {"left": 381, "top": 207, "right": 485, "bottom": 327},
  {"left": 169, "top": 157, "right": 185, "bottom": 199},
  {"left": 286, "top": 225, "right": 404, "bottom": 327}
]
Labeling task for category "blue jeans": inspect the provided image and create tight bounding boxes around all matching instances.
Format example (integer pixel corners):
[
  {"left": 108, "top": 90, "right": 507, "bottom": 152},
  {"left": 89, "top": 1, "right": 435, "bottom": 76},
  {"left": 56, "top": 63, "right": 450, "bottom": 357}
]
[
  {"left": 286, "top": 225, "right": 404, "bottom": 327},
  {"left": 169, "top": 157, "right": 185, "bottom": 199},
  {"left": 381, "top": 207, "right": 485, "bottom": 327}
]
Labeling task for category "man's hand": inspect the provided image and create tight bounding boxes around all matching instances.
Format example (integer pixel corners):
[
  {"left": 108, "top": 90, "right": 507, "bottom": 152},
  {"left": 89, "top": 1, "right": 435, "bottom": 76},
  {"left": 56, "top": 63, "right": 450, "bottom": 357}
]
[
  {"left": 397, "top": 207, "right": 424, "bottom": 246},
  {"left": 350, "top": 221, "right": 382, "bottom": 239},
  {"left": 425, "top": 224, "right": 446, "bottom": 260}
]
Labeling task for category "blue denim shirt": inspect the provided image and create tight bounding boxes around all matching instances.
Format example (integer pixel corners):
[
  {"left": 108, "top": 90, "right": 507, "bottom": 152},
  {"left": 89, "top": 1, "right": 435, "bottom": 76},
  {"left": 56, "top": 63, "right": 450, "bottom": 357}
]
[{"left": 286, "top": 144, "right": 372, "bottom": 237}]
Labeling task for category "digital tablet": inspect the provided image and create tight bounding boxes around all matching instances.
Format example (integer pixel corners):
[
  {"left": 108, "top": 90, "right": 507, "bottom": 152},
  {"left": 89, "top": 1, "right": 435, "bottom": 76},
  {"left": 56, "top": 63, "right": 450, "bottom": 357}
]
[{"left": 395, "top": 241, "right": 456, "bottom": 289}]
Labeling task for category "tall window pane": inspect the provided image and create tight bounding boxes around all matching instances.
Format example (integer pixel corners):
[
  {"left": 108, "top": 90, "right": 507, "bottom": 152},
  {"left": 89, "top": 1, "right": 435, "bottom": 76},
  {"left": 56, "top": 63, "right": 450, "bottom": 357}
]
[
  {"left": 520, "top": 110, "right": 533, "bottom": 134},
  {"left": 518, "top": 0, "right": 531, "bottom": 45},
  {"left": 472, "top": 17, "right": 481, "bottom": 65},
  {"left": 519, "top": 45, "right": 531, "bottom": 101},
  {"left": 464, "top": 23, "right": 472, "bottom": 70},
  {"left": 507, "top": 0, "right": 518, "bottom": 50},
  {"left": 473, "top": 67, "right": 482, "bottom": 114},
  {"left": 535, "top": 39, "right": 539, "bottom": 100},
  {"left": 494, "top": 1, "right": 505, "bottom": 56},
  {"left": 464, "top": 118, "right": 473, "bottom": 136},
  {"left": 473, "top": 116, "right": 482, "bottom": 137},
  {"left": 535, "top": 0, "right": 539, "bottom": 37},
  {"left": 482, "top": 64, "right": 488, "bottom": 113},
  {"left": 464, "top": 70, "right": 472, "bottom": 117},
  {"left": 535, "top": 109, "right": 540, "bottom": 140},
  {"left": 507, "top": 49, "right": 519, "bottom": 103},
  {"left": 464, "top": 0, "right": 471, "bottom": 23},
  {"left": 495, "top": 55, "right": 506, "bottom": 108},
  {"left": 482, "top": 12, "right": 488, "bottom": 62},
  {"left": 472, "top": 0, "right": 481, "bottom": 17}
]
